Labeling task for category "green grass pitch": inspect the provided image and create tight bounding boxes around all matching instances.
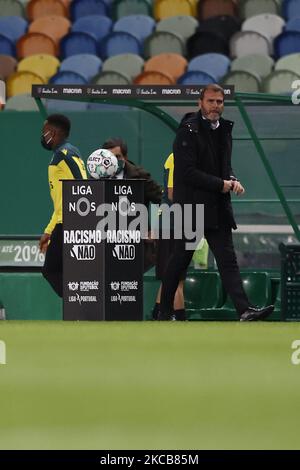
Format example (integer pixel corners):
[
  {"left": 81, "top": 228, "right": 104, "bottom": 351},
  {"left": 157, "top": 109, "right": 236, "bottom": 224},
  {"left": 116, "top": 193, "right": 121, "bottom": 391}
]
[{"left": 0, "top": 321, "right": 300, "bottom": 450}]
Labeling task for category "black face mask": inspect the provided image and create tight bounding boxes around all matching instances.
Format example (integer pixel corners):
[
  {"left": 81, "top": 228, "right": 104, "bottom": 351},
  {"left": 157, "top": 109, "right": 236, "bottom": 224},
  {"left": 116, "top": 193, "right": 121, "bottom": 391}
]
[{"left": 41, "top": 134, "right": 53, "bottom": 150}]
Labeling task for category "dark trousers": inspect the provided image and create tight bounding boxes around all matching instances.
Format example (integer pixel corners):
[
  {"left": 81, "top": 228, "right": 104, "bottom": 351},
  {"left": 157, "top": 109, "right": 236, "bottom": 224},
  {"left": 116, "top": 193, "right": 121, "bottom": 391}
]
[
  {"left": 160, "top": 224, "right": 249, "bottom": 316},
  {"left": 42, "top": 223, "right": 63, "bottom": 298}
]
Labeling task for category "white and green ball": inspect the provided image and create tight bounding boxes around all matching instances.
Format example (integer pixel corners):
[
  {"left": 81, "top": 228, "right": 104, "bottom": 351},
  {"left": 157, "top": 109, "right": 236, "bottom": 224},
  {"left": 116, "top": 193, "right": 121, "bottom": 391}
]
[{"left": 87, "top": 148, "right": 119, "bottom": 179}]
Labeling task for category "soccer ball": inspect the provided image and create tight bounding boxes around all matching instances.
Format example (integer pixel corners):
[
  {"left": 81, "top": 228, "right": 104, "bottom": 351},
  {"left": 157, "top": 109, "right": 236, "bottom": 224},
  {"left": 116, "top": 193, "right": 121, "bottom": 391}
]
[{"left": 87, "top": 148, "right": 119, "bottom": 179}]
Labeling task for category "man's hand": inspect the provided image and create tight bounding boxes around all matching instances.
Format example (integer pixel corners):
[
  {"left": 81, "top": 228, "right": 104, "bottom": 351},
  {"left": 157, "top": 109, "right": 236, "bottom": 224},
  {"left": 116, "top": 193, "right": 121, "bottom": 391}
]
[
  {"left": 39, "top": 233, "right": 51, "bottom": 253},
  {"left": 222, "top": 180, "right": 233, "bottom": 193},
  {"left": 231, "top": 180, "right": 245, "bottom": 195}
]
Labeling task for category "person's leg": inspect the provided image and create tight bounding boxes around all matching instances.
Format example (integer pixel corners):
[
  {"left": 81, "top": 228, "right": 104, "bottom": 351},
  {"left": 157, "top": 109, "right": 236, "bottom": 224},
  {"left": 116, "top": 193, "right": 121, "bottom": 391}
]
[
  {"left": 160, "top": 239, "right": 193, "bottom": 319},
  {"left": 205, "top": 225, "right": 249, "bottom": 316},
  {"left": 42, "top": 224, "right": 63, "bottom": 297}
]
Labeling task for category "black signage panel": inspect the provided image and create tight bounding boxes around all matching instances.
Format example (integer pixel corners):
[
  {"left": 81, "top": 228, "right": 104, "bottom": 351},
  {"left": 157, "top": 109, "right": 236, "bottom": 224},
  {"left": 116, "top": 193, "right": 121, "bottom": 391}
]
[
  {"left": 63, "top": 179, "right": 144, "bottom": 321},
  {"left": 32, "top": 84, "right": 234, "bottom": 100}
]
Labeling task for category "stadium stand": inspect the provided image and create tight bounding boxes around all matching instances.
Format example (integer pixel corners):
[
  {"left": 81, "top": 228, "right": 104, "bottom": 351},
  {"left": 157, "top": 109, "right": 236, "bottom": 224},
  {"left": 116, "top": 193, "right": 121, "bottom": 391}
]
[
  {"left": 16, "top": 32, "right": 57, "bottom": 58},
  {"left": 133, "top": 70, "right": 175, "bottom": 84},
  {"left": 113, "top": 14, "right": 155, "bottom": 41},
  {"left": 262, "top": 69, "right": 300, "bottom": 93},
  {"left": 154, "top": 0, "right": 194, "bottom": 21},
  {"left": 156, "top": 15, "right": 198, "bottom": 41},
  {"left": 28, "top": 15, "right": 71, "bottom": 45},
  {"left": 71, "top": 14, "right": 112, "bottom": 41},
  {"left": 6, "top": 69, "right": 44, "bottom": 96},
  {"left": 60, "top": 31, "right": 98, "bottom": 58},
  {"left": 222, "top": 69, "right": 261, "bottom": 92},
  {"left": 144, "top": 31, "right": 185, "bottom": 58},
  {"left": 92, "top": 69, "right": 131, "bottom": 84},
  {"left": 187, "top": 31, "right": 229, "bottom": 59},
  {"left": 187, "top": 53, "right": 230, "bottom": 81},
  {"left": 144, "top": 53, "right": 187, "bottom": 81},
  {"left": 231, "top": 54, "right": 274, "bottom": 79},
  {"left": 59, "top": 53, "right": 102, "bottom": 81},
  {"left": 102, "top": 53, "right": 144, "bottom": 80},
  {"left": 230, "top": 31, "right": 272, "bottom": 58},
  {"left": 113, "top": 0, "right": 152, "bottom": 20},
  {"left": 99, "top": 31, "right": 142, "bottom": 59},
  {"left": 26, "top": 0, "right": 69, "bottom": 22},
  {"left": 17, "top": 53, "right": 60, "bottom": 81},
  {"left": 177, "top": 70, "right": 215, "bottom": 84}
]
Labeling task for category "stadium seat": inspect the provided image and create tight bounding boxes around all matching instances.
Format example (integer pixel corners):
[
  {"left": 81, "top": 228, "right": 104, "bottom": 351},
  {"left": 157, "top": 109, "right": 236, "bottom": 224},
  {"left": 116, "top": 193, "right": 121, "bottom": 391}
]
[
  {"left": 143, "top": 276, "right": 160, "bottom": 320},
  {"left": 156, "top": 15, "right": 198, "bottom": 41},
  {"left": 274, "top": 31, "right": 300, "bottom": 59},
  {"left": 49, "top": 70, "right": 88, "bottom": 84},
  {"left": 102, "top": 53, "right": 144, "bottom": 80},
  {"left": 188, "top": 53, "right": 230, "bottom": 81},
  {"left": 0, "top": 16, "right": 28, "bottom": 42},
  {"left": 185, "top": 272, "right": 224, "bottom": 310},
  {"left": 113, "top": 14, "right": 155, "bottom": 42},
  {"left": 60, "top": 32, "right": 98, "bottom": 59},
  {"left": 144, "top": 53, "right": 187, "bottom": 81},
  {"left": 4, "top": 92, "right": 41, "bottom": 110},
  {"left": 275, "top": 52, "right": 300, "bottom": 74},
  {"left": 242, "top": 14, "right": 285, "bottom": 49},
  {"left": 0, "top": 55, "right": 17, "bottom": 79},
  {"left": 99, "top": 31, "right": 142, "bottom": 60},
  {"left": 197, "top": 0, "right": 238, "bottom": 21},
  {"left": 144, "top": 31, "right": 185, "bottom": 59},
  {"left": 231, "top": 54, "right": 274, "bottom": 81},
  {"left": 26, "top": 0, "right": 68, "bottom": 22},
  {"left": 282, "top": 0, "right": 300, "bottom": 20},
  {"left": 28, "top": 15, "right": 71, "bottom": 45},
  {"left": 113, "top": 0, "right": 152, "bottom": 20},
  {"left": 133, "top": 70, "right": 175, "bottom": 84},
  {"left": 197, "top": 15, "right": 240, "bottom": 41},
  {"left": 222, "top": 70, "right": 261, "bottom": 92},
  {"left": 154, "top": 0, "right": 194, "bottom": 21},
  {"left": 262, "top": 69, "right": 300, "bottom": 93},
  {"left": 0, "top": 0, "right": 25, "bottom": 17},
  {"left": 6, "top": 70, "right": 44, "bottom": 97},
  {"left": 17, "top": 54, "right": 60, "bottom": 81},
  {"left": 0, "top": 35, "right": 16, "bottom": 57},
  {"left": 92, "top": 70, "right": 131, "bottom": 84},
  {"left": 187, "top": 31, "right": 229, "bottom": 60},
  {"left": 230, "top": 31, "right": 271, "bottom": 58},
  {"left": 60, "top": 54, "right": 102, "bottom": 81},
  {"left": 71, "top": 15, "right": 112, "bottom": 42},
  {"left": 285, "top": 17, "right": 300, "bottom": 33},
  {"left": 70, "top": 0, "right": 109, "bottom": 21},
  {"left": 177, "top": 70, "right": 215, "bottom": 85},
  {"left": 16, "top": 32, "right": 57, "bottom": 59},
  {"left": 239, "top": 0, "right": 279, "bottom": 19}
]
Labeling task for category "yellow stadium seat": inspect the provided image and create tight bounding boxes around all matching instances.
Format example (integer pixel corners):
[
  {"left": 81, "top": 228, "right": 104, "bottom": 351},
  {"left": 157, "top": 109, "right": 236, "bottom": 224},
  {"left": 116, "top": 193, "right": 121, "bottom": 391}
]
[
  {"left": 6, "top": 70, "right": 45, "bottom": 97},
  {"left": 154, "top": 0, "right": 195, "bottom": 21},
  {"left": 17, "top": 54, "right": 60, "bottom": 82},
  {"left": 144, "top": 53, "right": 187, "bottom": 80},
  {"left": 29, "top": 15, "right": 71, "bottom": 45}
]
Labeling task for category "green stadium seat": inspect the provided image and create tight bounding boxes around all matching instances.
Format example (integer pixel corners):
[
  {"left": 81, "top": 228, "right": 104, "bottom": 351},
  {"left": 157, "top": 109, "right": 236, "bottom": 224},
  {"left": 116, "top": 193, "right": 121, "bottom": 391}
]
[
  {"left": 275, "top": 53, "right": 300, "bottom": 74},
  {"left": 231, "top": 54, "right": 274, "bottom": 80},
  {"left": 0, "top": 0, "right": 25, "bottom": 17},
  {"left": 222, "top": 70, "right": 261, "bottom": 93},
  {"left": 185, "top": 272, "right": 224, "bottom": 310},
  {"left": 262, "top": 69, "right": 300, "bottom": 94},
  {"left": 92, "top": 70, "right": 131, "bottom": 84},
  {"left": 102, "top": 53, "right": 144, "bottom": 81},
  {"left": 144, "top": 31, "right": 185, "bottom": 59},
  {"left": 239, "top": 0, "right": 279, "bottom": 20},
  {"left": 113, "top": 0, "right": 152, "bottom": 21},
  {"left": 156, "top": 15, "right": 198, "bottom": 41},
  {"left": 143, "top": 276, "right": 160, "bottom": 320}
]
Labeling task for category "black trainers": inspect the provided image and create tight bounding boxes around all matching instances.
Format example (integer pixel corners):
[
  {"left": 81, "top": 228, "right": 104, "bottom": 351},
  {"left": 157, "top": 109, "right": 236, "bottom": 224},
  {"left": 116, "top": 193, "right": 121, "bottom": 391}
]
[
  {"left": 240, "top": 305, "right": 274, "bottom": 322},
  {"left": 157, "top": 311, "right": 175, "bottom": 321}
]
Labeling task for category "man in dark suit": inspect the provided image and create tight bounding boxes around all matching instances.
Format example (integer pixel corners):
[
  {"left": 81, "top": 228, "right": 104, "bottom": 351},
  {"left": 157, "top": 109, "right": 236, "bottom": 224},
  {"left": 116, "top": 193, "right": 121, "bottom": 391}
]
[{"left": 159, "top": 84, "right": 274, "bottom": 321}]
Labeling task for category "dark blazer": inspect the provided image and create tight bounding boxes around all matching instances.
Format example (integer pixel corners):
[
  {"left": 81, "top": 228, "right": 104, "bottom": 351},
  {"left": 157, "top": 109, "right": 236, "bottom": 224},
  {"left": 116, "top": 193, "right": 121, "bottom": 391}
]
[
  {"left": 124, "top": 160, "right": 163, "bottom": 206},
  {"left": 173, "top": 111, "right": 237, "bottom": 230}
]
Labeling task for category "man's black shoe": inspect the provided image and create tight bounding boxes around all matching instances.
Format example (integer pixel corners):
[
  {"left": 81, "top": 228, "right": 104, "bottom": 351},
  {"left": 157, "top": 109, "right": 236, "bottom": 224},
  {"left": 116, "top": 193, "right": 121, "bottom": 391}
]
[
  {"left": 240, "top": 305, "right": 274, "bottom": 321},
  {"left": 157, "top": 311, "right": 176, "bottom": 321}
]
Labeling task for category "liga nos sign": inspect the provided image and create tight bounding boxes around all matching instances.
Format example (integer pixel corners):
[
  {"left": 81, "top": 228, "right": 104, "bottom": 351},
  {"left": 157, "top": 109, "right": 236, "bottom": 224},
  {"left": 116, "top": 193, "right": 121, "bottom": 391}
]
[{"left": 63, "top": 179, "right": 144, "bottom": 321}]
